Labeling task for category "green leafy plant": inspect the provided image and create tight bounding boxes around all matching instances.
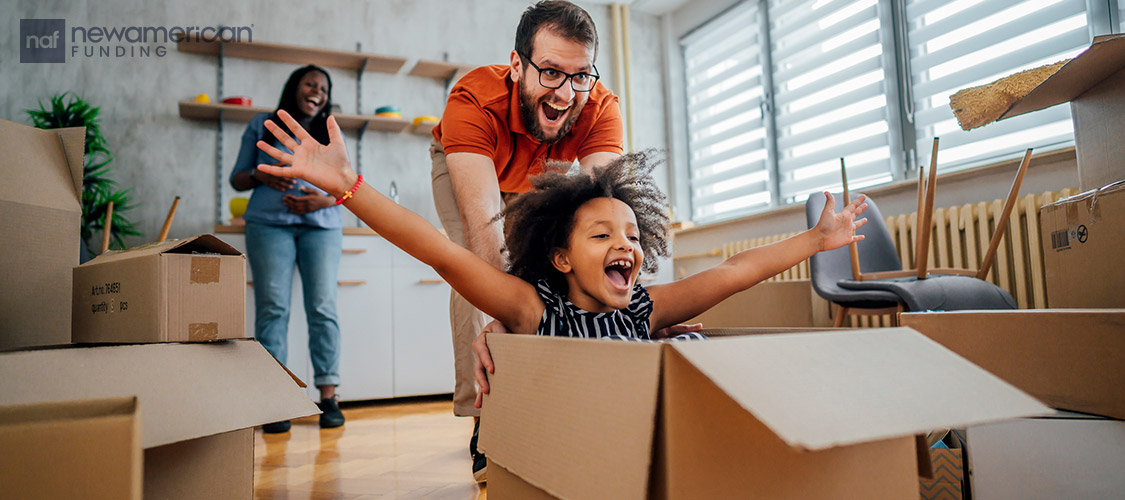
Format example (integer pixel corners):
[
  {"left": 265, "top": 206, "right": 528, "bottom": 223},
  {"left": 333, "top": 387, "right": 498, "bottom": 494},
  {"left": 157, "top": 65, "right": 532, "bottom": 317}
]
[{"left": 27, "top": 93, "right": 141, "bottom": 256}]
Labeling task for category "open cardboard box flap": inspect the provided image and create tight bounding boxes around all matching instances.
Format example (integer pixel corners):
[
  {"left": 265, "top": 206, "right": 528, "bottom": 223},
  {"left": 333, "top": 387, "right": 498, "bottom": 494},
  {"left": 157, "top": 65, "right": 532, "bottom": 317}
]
[
  {"left": 1000, "top": 34, "right": 1125, "bottom": 120},
  {"left": 83, "top": 234, "right": 242, "bottom": 266},
  {"left": 669, "top": 328, "right": 1050, "bottom": 451},
  {"left": 0, "top": 120, "right": 84, "bottom": 212},
  {"left": 480, "top": 328, "right": 1050, "bottom": 500},
  {"left": 0, "top": 339, "right": 318, "bottom": 448},
  {"left": 0, "top": 119, "right": 86, "bottom": 351}
]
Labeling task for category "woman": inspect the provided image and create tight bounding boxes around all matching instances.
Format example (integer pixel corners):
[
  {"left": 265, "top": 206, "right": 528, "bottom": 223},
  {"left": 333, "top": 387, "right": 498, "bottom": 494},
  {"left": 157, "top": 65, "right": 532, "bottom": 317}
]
[{"left": 230, "top": 65, "right": 345, "bottom": 432}]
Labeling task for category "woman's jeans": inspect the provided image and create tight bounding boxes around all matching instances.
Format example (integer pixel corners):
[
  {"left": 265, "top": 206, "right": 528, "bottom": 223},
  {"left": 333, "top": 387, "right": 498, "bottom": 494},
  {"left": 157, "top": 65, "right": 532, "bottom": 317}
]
[{"left": 246, "top": 222, "right": 342, "bottom": 387}]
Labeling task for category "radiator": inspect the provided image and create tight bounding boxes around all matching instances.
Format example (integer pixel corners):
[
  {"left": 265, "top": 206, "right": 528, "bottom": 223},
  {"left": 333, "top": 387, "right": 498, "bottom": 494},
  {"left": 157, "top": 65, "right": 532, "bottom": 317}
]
[{"left": 718, "top": 188, "right": 1078, "bottom": 327}]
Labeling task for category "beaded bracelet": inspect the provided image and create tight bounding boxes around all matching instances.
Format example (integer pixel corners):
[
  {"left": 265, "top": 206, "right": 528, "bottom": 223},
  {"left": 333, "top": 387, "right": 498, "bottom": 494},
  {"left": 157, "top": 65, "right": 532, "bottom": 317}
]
[{"left": 335, "top": 174, "right": 364, "bottom": 205}]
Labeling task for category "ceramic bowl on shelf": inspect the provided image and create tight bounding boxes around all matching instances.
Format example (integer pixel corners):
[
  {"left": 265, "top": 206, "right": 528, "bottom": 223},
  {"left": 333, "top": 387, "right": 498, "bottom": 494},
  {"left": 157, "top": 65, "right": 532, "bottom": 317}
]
[
  {"left": 374, "top": 105, "right": 402, "bottom": 118},
  {"left": 230, "top": 197, "right": 249, "bottom": 218},
  {"left": 412, "top": 115, "right": 439, "bottom": 126},
  {"left": 222, "top": 96, "right": 253, "bottom": 106},
  {"left": 193, "top": 93, "right": 212, "bottom": 104}
]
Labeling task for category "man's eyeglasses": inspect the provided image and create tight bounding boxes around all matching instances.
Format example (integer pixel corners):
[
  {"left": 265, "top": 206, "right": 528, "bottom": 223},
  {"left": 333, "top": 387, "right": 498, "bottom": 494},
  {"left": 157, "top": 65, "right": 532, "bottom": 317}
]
[{"left": 518, "top": 52, "right": 600, "bottom": 92}]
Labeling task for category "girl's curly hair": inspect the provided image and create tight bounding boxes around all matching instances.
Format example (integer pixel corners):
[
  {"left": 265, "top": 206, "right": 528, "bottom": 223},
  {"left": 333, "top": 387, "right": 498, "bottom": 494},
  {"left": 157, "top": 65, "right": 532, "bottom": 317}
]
[{"left": 496, "top": 149, "right": 670, "bottom": 292}]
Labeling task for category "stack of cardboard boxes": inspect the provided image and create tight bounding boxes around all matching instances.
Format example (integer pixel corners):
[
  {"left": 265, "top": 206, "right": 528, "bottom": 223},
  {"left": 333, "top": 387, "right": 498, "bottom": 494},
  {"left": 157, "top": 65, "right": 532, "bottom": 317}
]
[
  {"left": 0, "top": 118, "right": 317, "bottom": 499},
  {"left": 901, "top": 35, "right": 1125, "bottom": 499}
]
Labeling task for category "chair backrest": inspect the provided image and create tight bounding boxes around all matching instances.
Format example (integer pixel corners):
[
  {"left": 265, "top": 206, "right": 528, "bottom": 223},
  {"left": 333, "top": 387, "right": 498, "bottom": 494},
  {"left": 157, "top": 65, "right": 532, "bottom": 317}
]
[{"left": 805, "top": 192, "right": 902, "bottom": 293}]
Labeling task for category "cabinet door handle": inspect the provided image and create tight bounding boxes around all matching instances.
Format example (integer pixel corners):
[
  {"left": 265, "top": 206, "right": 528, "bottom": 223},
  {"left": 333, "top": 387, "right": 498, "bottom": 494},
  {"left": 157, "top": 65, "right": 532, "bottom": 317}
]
[
  {"left": 417, "top": 279, "right": 445, "bottom": 284},
  {"left": 342, "top": 249, "right": 367, "bottom": 254}
]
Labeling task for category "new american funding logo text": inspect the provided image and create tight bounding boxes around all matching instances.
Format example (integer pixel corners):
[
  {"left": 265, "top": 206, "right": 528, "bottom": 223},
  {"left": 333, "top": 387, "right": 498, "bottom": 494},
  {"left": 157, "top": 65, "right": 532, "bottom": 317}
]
[{"left": 20, "top": 19, "right": 253, "bottom": 63}]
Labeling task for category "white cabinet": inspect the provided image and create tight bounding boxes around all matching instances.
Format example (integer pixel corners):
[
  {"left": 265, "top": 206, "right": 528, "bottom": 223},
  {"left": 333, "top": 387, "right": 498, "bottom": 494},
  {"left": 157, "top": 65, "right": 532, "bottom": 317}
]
[
  {"left": 391, "top": 250, "right": 456, "bottom": 397},
  {"left": 217, "top": 232, "right": 451, "bottom": 402}
]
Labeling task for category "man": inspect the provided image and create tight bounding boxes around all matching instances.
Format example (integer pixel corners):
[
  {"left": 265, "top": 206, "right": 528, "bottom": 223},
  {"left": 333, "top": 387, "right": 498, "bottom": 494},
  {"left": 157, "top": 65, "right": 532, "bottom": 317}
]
[{"left": 429, "top": 0, "right": 620, "bottom": 482}]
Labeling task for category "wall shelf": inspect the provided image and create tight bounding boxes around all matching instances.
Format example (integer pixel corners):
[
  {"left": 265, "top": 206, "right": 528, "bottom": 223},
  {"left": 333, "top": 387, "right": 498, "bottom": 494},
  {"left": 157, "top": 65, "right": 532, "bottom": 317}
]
[
  {"left": 408, "top": 60, "right": 474, "bottom": 81},
  {"left": 411, "top": 121, "right": 436, "bottom": 136},
  {"left": 178, "top": 40, "right": 407, "bottom": 73},
  {"left": 179, "top": 101, "right": 411, "bottom": 133}
]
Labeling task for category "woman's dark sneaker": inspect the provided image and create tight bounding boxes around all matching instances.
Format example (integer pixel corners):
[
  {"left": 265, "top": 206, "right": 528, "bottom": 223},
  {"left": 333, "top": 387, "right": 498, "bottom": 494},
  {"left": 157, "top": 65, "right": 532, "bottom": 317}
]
[{"left": 318, "top": 397, "right": 345, "bottom": 429}]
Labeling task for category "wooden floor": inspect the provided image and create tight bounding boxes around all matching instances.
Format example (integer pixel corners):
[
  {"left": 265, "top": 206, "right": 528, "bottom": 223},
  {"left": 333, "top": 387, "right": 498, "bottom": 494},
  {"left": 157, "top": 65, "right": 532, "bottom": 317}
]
[{"left": 255, "top": 397, "right": 487, "bottom": 499}]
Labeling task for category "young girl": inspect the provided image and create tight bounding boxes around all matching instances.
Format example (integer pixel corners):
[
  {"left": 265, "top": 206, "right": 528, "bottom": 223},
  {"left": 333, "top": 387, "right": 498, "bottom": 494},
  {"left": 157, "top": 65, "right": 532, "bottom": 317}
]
[{"left": 255, "top": 110, "right": 868, "bottom": 387}]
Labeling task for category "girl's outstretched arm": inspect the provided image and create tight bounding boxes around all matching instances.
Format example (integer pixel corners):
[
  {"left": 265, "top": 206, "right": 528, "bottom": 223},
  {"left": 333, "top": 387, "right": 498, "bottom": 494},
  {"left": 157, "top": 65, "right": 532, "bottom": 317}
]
[
  {"left": 255, "top": 109, "right": 545, "bottom": 334},
  {"left": 646, "top": 192, "right": 868, "bottom": 330}
]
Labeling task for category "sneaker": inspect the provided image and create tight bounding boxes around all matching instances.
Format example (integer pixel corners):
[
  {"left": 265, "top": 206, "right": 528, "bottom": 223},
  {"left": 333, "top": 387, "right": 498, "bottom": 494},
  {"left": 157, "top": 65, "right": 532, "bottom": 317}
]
[
  {"left": 318, "top": 397, "right": 345, "bottom": 429},
  {"left": 470, "top": 420, "right": 487, "bottom": 482},
  {"left": 262, "top": 420, "right": 291, "bottom": 433}
]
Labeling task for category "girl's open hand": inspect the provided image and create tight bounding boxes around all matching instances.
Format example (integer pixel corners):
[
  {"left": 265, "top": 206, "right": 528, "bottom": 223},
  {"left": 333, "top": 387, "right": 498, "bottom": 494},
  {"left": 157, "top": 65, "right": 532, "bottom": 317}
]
[
  {"left": 256, "top": 109, "right": 355, "bottom": 198},
  {"left": 814, "top": 192, "right": 868, "bottom": 252}
]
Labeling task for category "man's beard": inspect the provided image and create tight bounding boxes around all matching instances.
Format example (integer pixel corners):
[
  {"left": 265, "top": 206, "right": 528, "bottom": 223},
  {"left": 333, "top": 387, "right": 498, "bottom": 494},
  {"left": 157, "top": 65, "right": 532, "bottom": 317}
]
[{"left": 518, "top": 78, "right": 585, "bottom": 145}]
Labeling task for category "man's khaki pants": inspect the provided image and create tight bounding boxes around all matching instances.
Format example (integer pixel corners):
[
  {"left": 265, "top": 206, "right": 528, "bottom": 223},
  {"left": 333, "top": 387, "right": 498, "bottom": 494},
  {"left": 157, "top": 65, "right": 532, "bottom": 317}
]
[{"left": 430, "top": 139, "right": 493, "bottom": 417}]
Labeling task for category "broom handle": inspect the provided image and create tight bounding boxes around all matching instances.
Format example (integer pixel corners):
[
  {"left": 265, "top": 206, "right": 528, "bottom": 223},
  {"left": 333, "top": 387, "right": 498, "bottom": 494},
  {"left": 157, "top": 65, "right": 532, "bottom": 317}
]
[
  {"left": 157, "top": 196, "right": 181, "bottom": 242},
  {"left": 101, "top": 201, "right": 114, "bottom": 254}
]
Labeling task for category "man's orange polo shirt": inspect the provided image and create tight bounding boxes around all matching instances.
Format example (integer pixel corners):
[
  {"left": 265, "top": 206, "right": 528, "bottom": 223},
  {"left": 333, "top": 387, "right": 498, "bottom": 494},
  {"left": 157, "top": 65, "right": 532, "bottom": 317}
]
[{"left": 432, "top": 65, "right": 624, "bottom": 193}]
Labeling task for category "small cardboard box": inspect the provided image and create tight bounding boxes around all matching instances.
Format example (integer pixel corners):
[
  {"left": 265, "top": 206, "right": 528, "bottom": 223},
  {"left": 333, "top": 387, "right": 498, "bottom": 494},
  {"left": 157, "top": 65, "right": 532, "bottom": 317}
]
[
  {"left": 480, "top": 328, "right": 1049, "bottom": 500},
  {"left": 72, "top": 234, "right": 247, "bottom": 343},
  {"left": 965, "top": 412, "right": 1125, "bottom": 500},
  {"left": 994, "top": 34, "right": 1125, "bottom": 191},
  {"left": 919, "top": 447, "right": 963, "bottom": 500},
  {"left": 0, "top": 340, "right": 318, "bottom": 500},
  {"left": 0, "top": 396, "right": 142, "bottom": 500},
  {"left": 900, "top": 309, "right": 1125, "bottom": 419},
  {"left": 0, "top": 118, "right": 85, "bottom": 351},
  {"left": 1038, "top": 182, "right": 1125, "bottom": 308},
  {"left": 689, "top": 280, "right": 821, "bottom": 328}
]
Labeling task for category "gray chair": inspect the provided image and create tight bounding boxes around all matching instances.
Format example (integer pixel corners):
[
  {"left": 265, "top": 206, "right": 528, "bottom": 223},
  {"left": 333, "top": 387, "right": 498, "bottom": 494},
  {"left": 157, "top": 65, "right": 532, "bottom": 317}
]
[{"left": 805, "top": 192, "right": 1016, "bottom": 327}]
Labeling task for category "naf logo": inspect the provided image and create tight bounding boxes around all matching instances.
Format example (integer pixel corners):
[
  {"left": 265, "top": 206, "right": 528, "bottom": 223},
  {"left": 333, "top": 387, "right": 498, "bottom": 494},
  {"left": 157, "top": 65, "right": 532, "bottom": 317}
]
[{"left": 21, "top": 19, "right": 66, "bottom": 63}]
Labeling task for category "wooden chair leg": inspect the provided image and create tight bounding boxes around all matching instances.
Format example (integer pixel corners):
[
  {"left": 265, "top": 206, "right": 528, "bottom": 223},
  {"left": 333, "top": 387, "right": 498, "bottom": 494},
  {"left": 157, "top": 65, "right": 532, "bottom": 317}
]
[{"left": 834, "top": 306, "right": 849, "bottom": 328}]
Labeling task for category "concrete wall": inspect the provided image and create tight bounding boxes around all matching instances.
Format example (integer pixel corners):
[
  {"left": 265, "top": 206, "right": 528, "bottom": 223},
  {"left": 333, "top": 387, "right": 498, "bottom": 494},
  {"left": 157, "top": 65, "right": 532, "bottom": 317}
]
[{"left": 2, "top": 0, "right": 669, "bottom": 245}]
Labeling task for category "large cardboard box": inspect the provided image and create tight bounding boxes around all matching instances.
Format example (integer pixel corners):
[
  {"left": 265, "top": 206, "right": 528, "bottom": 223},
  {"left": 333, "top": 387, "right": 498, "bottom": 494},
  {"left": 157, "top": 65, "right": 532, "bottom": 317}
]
[
  {"left": 480, "top": 328, "right": 1050, "bottom": 500},
  {"left": 72, "top": 234, "right": 247, "bottom": 343},
  {"left": 688, "top": 280, "right": 823, "bottom": 327},
  {"left": 965, "top": 412, "right": 1125, "bottom": 500},
  {"left": 994, "top": 34, "right": 1125, "bottom": 191},
  {"left": 1038, "top": 182, "right": 1125, "bottom": 308},
  {"left": 900, "top": 309, "right": 1125, "bottom": 419},
  {"left": 0, "top": 397, "right": 142, "bottom": 500},
  {"left": 0, "top": 340, "right": 318, "bottom": 499},
  {"left": 0, "top": 118, "right": 85, "bottom": 351}
]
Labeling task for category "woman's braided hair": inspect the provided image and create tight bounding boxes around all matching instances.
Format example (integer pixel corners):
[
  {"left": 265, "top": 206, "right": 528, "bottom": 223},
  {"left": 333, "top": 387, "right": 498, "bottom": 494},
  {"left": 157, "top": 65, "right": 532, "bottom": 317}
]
[{"left": 496, "top": 149, "right": 670, "bottom": 293}]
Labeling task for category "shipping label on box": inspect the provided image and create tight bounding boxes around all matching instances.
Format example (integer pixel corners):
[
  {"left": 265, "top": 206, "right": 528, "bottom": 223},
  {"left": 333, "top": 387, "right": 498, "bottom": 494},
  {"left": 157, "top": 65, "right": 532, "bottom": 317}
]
[
  {"left": 72, "top": 234, "right": 247, "bottom": 343},
  {"left": 1039, "top": 181, "right": 1125, "bottom": 308}
]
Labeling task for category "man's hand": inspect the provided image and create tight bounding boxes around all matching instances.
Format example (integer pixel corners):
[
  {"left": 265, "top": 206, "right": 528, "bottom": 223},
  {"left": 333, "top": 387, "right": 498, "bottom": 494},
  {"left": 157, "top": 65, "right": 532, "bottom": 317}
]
[
  {"left": 473, "top": 319, "right": 509, "bottom": 409},
  {"left": 814, "top": 192, "right": 869, "bottom": 252},
  {"left": 256, "top": 109, "right": 356, "bottom": 198},
  {"left": 252, "top": 167, "right": 297, "bottom": 192},
  {"left": 651, "top": 323, "right": 703, "bottom": 340},
  {"left": 283, "top": 186, "right": 335, "bottom": 214}
]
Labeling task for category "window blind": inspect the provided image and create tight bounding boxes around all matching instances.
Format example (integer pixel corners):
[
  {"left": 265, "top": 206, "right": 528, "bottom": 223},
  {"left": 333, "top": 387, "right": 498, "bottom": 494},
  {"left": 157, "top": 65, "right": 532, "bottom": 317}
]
[
  {"left": 769, "top": 0, "right": 894, "bottom": 203},
  {"left": 682, "top": 2, "right": 771, "bottom": 222},
  {"left": 906, "top": 0, "right": 1088, "bottom": 170}
]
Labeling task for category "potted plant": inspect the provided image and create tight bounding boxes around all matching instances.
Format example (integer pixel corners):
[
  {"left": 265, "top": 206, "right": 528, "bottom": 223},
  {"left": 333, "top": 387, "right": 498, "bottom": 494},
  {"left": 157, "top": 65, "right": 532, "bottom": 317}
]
[{"left": 27, "top": 93, "right": 140, "bottom": 259}]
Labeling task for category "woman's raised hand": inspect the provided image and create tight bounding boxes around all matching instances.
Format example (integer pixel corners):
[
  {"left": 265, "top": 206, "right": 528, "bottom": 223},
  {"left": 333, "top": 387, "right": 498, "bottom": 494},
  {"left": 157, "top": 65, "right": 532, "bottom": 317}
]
[
  {"left": 256, "top": 109, "right": 356, "bottom": 198},
  {"left": 814, "top": 192, "right": 869, "bottom": 252}
]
